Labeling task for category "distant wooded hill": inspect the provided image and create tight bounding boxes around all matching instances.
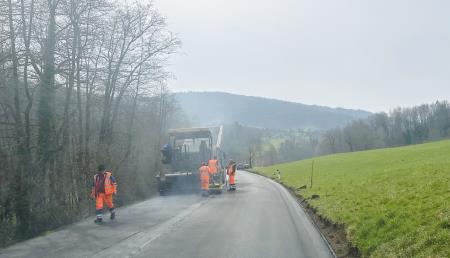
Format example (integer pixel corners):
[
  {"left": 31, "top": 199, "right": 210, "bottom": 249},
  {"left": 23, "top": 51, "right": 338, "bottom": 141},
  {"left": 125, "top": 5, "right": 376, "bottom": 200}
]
[{"left": 175, "top": 92, "right": 371, "bottom": 130}]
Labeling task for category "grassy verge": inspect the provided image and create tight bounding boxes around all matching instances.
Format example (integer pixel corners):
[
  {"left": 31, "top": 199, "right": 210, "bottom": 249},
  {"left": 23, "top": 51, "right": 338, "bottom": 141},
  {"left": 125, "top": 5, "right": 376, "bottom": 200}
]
[{"left": 256, "top": 140, "right": 450, "bottom": 257}]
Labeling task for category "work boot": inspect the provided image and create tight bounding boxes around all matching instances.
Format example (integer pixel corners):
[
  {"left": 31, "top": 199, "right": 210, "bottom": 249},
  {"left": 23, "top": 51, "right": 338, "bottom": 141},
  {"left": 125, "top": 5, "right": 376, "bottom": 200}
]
[
  {"left": 94, "top": 217, "right": 103, "bottom": 224},
  {"left": 110, "top": 209, "right": 116, "bottom": 220}
]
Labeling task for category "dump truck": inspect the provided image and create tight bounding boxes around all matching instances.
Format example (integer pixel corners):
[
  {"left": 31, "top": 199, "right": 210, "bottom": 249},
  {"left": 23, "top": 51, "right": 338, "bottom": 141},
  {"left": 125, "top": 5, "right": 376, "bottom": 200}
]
[{"left": 157, "top": 126, "right": 226, "bottom": 195}]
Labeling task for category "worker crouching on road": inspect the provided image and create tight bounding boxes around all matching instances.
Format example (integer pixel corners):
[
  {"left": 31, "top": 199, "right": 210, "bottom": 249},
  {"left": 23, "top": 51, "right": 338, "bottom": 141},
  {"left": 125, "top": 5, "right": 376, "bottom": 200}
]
[
  {"left": 199, "top": 162, "right": 210, "bottom": 197},
  {"left": 227, "top": 160, "right": 237, "bottom": 191},
  {"left": 91, "top": 164, "right": 117, "bottom": 224}
]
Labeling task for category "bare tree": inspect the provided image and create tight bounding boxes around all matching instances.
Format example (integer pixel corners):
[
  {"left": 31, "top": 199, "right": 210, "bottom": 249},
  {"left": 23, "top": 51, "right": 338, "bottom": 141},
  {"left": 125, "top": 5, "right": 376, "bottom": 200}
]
[{"left": 0, "top": 0, "right": 181, "bottom": 245}]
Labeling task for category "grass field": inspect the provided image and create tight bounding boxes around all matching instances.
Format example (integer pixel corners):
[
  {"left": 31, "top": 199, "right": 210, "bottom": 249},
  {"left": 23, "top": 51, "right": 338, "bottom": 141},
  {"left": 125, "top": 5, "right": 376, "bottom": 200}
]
[{"left": 256, "top": 140, "right": 450, "bottom": 257}]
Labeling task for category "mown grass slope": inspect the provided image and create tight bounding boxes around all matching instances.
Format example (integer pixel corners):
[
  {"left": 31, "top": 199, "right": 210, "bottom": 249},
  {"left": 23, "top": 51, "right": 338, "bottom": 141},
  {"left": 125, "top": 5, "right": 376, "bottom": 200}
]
[{"left": 257, "top": 140, "right": 450, "bottom": 257}]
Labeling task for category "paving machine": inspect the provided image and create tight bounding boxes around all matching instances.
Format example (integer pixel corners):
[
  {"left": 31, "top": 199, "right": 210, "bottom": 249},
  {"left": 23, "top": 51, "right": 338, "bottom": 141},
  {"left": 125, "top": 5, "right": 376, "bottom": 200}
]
[{"left": 157, "top": 127, "right": 226, "bottom": 195}]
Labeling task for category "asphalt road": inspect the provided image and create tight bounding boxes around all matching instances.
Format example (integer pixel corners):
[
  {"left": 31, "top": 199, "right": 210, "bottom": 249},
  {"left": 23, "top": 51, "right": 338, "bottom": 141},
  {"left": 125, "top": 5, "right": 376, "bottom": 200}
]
[{"left": 0, "top": 171, "right": 334, "bottom": 258}]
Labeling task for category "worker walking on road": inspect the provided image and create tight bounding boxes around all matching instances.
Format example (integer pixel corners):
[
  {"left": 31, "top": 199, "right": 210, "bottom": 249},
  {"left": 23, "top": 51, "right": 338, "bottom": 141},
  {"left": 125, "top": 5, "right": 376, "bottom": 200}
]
[
  {"left": 91, "top": 164, "right": 117, "bottom": 224},
  {"left": 227, "top": 160, "right": 237, "bottom": 191},
  {"left": 199, "top": 162, "right": 210, "bottom": 197}
]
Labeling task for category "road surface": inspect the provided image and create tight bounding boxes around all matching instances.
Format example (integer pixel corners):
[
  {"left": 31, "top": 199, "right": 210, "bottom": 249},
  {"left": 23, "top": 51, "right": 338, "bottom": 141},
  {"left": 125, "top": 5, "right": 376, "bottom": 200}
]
[{"left": 0, "top": 171, "right": 334, "bottom": 258}]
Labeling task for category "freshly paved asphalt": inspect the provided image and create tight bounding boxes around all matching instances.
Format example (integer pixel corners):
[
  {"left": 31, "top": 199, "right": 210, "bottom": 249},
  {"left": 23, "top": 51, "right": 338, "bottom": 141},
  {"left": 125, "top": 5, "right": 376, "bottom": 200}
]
[{"left": 0, "top": 171, "right": 334, "bottom": 258}]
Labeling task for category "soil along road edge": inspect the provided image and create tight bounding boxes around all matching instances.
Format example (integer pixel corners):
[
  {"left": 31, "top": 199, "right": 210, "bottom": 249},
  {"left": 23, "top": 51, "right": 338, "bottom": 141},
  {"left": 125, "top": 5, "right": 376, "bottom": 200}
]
[
  {"left": 249, "top": 169, "right": 358, "bottom": 258},
  {"left": 253, "top": 140, "right": 450, "bottom": 257},
  {"left": 135, "top": 170, "right": 335, "bottom": 258}
]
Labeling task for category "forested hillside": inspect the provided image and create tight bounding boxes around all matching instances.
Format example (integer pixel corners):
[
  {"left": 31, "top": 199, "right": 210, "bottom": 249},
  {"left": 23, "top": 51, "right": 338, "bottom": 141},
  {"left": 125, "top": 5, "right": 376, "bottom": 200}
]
[
  {"left": 318, "top": 101, "right": 450, "bottom": 154},
  {"left": 175, "top": 92, "right": 371, "bottom": 130},
  {"left": 0, "top": 0, "right": 183, "bottom": 246},
  {"left": 225, "top": 101, "right": 450, "bottom": 168}
]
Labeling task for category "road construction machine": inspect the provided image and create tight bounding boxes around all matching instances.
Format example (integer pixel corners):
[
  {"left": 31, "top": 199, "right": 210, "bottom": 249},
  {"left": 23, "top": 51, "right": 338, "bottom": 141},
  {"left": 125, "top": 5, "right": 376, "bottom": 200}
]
[{"left": 157, "top": 126, "right": 226, "bottom": 195}]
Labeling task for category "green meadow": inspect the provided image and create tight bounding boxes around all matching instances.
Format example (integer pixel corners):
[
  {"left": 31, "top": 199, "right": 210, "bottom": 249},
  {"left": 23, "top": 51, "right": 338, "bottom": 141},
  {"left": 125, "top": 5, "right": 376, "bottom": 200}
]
[{"left": 257, "top": 140, "right": 450, "bottom": 257}]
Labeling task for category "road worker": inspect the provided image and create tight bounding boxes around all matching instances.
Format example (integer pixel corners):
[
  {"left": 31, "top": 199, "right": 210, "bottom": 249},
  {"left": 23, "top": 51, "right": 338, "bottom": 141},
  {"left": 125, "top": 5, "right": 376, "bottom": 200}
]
[
  {"left": 199, "top": 162, "right": 210, "bottom": 197},
  {"left": 161, "top": 143, "right": 173, "bottom": 164},
  {"left": 227, "top": 160, "right": 237, "bottom": 191},
  {"left": 208, "top": 156, "right": 219, "bottom": 175},
  {"left": 208, "top": 156, "right": 219, "bottom": 184},
  {"left": 91, "top": 164, "right": 117, "bottom": 224}
]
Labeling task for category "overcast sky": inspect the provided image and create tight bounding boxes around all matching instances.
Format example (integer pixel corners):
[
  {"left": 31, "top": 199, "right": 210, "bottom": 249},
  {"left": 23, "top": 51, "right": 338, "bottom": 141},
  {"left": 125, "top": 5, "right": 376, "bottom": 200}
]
[{"left": 154, "top": 0, "right": 450, "bottom": 112}]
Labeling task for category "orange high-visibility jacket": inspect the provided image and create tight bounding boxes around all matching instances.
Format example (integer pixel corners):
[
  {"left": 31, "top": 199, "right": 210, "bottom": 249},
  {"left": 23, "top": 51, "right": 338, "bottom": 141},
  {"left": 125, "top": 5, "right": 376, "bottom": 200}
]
[
  {"left": 227, "top": 163, "right": 236, "bottom": 185},
  {"left": 91, "top": 172, "right": 117, "bottom": 197},
  {"left": 208, "top": 160, "right": 219, "bottom": 174}
]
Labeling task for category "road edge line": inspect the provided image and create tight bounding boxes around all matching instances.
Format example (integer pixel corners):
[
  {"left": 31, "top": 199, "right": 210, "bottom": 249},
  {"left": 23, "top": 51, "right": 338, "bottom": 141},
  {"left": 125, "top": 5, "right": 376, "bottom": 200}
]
[{"left": 244, "top": 169, "right": 347, "bottom": 258}]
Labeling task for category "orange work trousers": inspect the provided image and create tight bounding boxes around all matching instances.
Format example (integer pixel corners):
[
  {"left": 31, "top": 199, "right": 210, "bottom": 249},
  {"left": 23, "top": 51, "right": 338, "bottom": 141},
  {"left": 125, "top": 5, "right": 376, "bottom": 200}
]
[
  {"left": 96, "top": 193, "right": 114, "bottom": 210},
  {"left": 201, "top": 179, "right": 209, "bottom": 190},
  {"left": 229, "top": 174, "right": 235, "bottom": 185}
]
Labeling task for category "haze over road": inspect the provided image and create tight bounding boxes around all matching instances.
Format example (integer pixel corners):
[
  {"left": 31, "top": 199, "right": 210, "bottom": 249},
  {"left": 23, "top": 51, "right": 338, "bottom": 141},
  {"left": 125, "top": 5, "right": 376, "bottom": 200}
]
[{"left": 0, "top": 171, "right": 333, "bottom": 258}]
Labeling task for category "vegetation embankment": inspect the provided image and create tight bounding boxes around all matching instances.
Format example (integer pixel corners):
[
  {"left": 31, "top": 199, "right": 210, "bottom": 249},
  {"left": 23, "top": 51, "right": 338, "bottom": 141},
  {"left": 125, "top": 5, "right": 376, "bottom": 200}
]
[
  {"left": 256, "top": 140, "right": 450, "bottom": 257},
  {"left": 0, "top": 0, "right": 182, "bottom": 246}
]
